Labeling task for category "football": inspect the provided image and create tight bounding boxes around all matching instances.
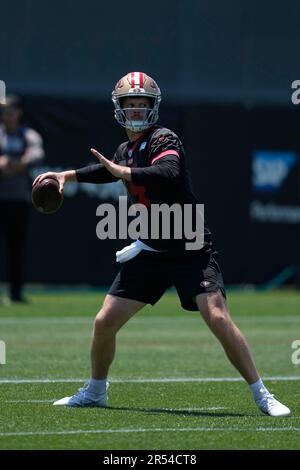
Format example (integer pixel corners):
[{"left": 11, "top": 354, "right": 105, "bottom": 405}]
[{"left": 32, "top": 176, "right": 63, "bottom": 214}]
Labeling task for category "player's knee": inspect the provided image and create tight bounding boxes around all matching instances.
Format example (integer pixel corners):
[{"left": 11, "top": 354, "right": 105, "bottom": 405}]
[
  {"left": 94, "top": 308, "right": 119, "bottom": 334},
  {"left": 205, "top": 309, "right": 231, "bottom": 331}
]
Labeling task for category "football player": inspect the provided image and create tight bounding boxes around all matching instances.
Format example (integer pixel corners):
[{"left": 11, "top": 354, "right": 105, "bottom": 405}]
[{"left": 34, "top": 72, "right": 290, "bottom": 416}]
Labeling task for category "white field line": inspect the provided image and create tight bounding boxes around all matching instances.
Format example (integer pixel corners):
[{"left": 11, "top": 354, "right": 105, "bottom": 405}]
[
  {"left": 4, "top": 400, "right": 54, "bottom": 403},
  {"left": 0, "top": 426, "right": 300, "bottom": 437},
  {"left": 0, "top": 376, "right": 299, "bottom": 384},
  {"left": 1, "top": 316, "right": 300, "bottom": 326}
]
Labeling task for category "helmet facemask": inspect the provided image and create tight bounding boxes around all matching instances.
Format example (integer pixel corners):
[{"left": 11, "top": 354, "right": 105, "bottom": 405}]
[
  {"left": 113, "top": 96, "right": 160, "bottom": 132},
  {"left": 112, "top": 72, "right": 161, "bottom": 132}
]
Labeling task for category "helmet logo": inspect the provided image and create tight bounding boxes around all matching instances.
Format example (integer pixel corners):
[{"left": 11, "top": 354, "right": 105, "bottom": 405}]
[
  {"left": 115, "top": 80, "right": 123, "bottom": 90},
  {"left": 130, "top": 87, "right": 143, "bottom": 94}
]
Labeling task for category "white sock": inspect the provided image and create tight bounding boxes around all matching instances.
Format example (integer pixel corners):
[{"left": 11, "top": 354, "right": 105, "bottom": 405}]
[
  {"left": 249, "top": 378, "right": 269, "bottom": 401},
  {"left": 88, "top": 378, "right": 107, "bottom": 394}
]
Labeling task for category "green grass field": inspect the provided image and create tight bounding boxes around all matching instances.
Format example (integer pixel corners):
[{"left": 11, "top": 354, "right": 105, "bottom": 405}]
[{"left": 0, "top": 290, "right": 299, "bottom": 450}]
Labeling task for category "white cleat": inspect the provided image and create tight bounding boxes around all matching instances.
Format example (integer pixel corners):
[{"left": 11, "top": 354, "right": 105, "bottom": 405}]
[
  {"left": 53, "top": 382, "right": 109, "bottom": 407},
  {"left": 256, "top": 393, "right": 291, "bottom": 417},
  {"left": 53, "top": 396, "right": 75, "bottom": 406}
]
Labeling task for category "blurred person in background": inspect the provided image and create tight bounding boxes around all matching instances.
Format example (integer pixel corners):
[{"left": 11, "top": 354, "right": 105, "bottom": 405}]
[{"left": 0, "top": 95, "right": 44, "bottom": 304}]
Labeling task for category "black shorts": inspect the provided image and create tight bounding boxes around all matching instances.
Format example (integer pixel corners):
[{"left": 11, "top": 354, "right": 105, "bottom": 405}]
[{"left": 108, "top": 247, "right": 226, "bottom": 311}]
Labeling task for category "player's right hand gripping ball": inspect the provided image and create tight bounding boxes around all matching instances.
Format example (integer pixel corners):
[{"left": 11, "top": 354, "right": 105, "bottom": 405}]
[{"left": 32, "top": 177, "right": 63, "bottom": 214}]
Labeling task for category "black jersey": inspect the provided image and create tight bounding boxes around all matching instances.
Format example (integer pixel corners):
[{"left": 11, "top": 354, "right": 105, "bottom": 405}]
[
  {"left": 76, "top": 125, "right": 212, "bottom": 251},
  {"left": 114, "top": 125, "right": 193, "bottom": 206}
]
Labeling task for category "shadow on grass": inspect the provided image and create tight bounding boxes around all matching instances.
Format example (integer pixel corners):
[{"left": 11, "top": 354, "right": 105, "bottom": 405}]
[{"left": 105, "top": 405, "right": 245, "bottom": 418}]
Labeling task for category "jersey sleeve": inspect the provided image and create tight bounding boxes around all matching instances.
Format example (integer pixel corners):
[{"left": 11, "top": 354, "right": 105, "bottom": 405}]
[
  {"left": 131, "top": 155, "right": 180, "bottom": 186},
  {"left": 76, "top": 163, "right": 119, "bottom": 183},
  {"left": 76, "top": 146, "right": 123, "bottom": 184},
  {"left": 148, "top": 129, "right": 181, "bottom": 165},
  {"left": 131, "top": 129, "right": 181, "bottom": 186}
]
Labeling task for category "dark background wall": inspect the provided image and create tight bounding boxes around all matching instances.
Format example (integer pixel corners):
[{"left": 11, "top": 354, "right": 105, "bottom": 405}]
[
  {"left": 1, "top": 0, "right": 300, "bottom": 286},
  {"left": 1, "top": 0, "right": 299, "bottom": 105}
]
